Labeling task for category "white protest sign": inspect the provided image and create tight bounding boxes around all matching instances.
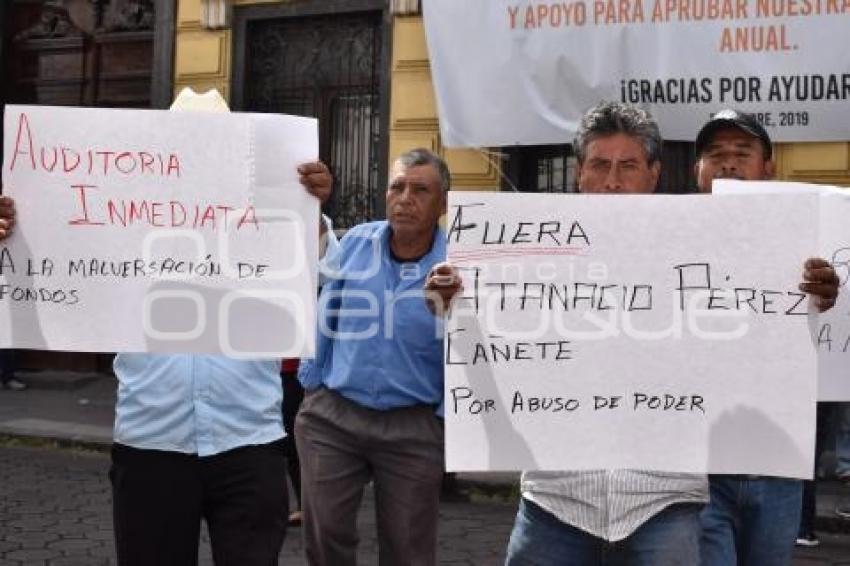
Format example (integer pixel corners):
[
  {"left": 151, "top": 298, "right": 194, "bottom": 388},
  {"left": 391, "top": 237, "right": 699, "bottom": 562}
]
[
  {"left": 422, "top": 0, "right": 850, "bottom": 146},
  {"left": 0, "top": 105, "right": 319, "bottom": 356},
  {"left": 714, "top": 179, "right": 850, "bottom": 401},
  {"left": 817, "top": 187, "right": 850, "bottom": 400},
  {"left": 445, "top": 191, "right": 817, "bottom": 477}
]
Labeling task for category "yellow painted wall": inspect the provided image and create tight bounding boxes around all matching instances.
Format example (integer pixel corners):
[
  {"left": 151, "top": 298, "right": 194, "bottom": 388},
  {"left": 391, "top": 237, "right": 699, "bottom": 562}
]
[
  {"left": 389, "top": 16, "right": 500, "bottom": 191},
  {"left": 775, "top": 143, "right": 850, "bottom": 187},
  {"left": 174, "top": 0, "right": 231, "bottom": 101},
  {"left": 172, "top": 5, "right": 501, "bottom": 190},
  {"left": 173, "top": 0, "right": 292, "bottom": 104}
]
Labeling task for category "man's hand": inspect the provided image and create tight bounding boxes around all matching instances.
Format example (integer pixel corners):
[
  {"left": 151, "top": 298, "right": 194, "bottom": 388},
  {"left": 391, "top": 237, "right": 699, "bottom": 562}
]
[
  {"left": 0, "top": 196, "right": 16, "bottom": 240},
  {"left": 425, "top": 262, "right": 463, "bottom": 316},
  {"left": 800, "top": 257, "right": 840, "bottom": 313},
  {"left": 298, "top": 161, "right": 332, "bottom": 205}
]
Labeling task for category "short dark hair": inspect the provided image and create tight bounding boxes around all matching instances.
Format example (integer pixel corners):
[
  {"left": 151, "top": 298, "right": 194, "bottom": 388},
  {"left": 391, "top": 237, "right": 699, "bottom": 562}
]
[
  {"left": 395, "top": 148, "right": 451, "bottom": 193},
  {"left": 574, "top": 101, "right": 662, "bottom": 165}
]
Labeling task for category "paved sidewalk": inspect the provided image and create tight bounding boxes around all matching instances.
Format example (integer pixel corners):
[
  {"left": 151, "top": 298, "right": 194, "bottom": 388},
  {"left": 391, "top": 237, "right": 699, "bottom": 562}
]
[
  {"left": 0, "top": 372, "right": 113, "bottom": 446},
  {"left": 1, "top": 371, "right": 850, "bottom": 565},
  {"left": 2, "top": 445, "right": 850, "bottom": 565}
]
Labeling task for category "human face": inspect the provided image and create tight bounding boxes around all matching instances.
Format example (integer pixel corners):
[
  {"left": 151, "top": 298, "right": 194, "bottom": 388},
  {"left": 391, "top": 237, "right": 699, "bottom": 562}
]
[
  {"left": 577, "top": 133, "right": 660, "bottom": 194},
  {"left": 695, "top": 127, "right": 775, "bottom": 193},
  {"left": 386, "top": 161, "right": 446, "bottom": 241}
]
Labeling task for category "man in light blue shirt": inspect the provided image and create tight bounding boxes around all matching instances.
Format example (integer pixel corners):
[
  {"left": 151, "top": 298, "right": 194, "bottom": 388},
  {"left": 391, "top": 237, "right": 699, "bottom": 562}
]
[
  {"left": 296, "top": 148, "right": 451, "bottom": 566},
  {"left": 110, "top": 161, "right": 335, "bottom": 566}
]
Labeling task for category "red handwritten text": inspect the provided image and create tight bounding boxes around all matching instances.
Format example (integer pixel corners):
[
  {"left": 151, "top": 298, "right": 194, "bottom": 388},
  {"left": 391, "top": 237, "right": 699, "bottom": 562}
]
[
  {"left": 68, "top": 184, "right": 258, "bottom": 232},
  {"left": 8, "top": 113, "right": 181, "bottom": 178}
]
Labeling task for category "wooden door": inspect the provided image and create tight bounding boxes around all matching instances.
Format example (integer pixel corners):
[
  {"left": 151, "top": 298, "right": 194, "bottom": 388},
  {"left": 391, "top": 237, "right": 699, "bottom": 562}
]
[{"left": 0, "top": 0, "right": 174, "bottom": 372}]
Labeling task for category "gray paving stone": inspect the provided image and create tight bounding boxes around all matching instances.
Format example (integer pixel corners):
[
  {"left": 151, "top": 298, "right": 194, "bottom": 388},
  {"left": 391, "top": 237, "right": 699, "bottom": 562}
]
[
  {"left": 2, "top": 444, "right": 850, "bottom": 565},
  {"left": 48, "top": 559, "right": 104, "bottom": 566},
  {"left": 5, "top": 548, "right": 60, "bottom": 561},
  {"left": 4, "top": 533, "right": 60, "bottom": 546},
  {"left": 46, "top": 539, "right": 100, "bottom": 552}
]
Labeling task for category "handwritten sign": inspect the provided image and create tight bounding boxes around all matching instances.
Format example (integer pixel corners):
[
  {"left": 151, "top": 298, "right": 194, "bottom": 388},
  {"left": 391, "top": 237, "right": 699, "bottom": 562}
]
[
  {"left": 817, "top": 187, "right": 850, "bottom": 400},
  {"left": 423, "top": 0, "right": 850, "bottom": 146},
  {"left": 714, "top": 180, "right": 850, "bottom": 401},
  {"left": 445, "top": 191, "right": 818, "bottom": 477},
  {"left": 0, "top": 105, "right": 320, "bottom": 356}
]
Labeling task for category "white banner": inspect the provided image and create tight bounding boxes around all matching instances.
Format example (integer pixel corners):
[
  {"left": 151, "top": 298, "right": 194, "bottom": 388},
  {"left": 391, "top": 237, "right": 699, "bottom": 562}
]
[
  {"left": 423, "top": 0, "right": 850, "bottom": 146},
  {"left": 0, "top": 105, "right": 319, "bottom": 356},
  {"left": 714, "top": 180, "right": 850, "bottom": 401},
  {"left": 445, "top": 191, "right": 818, "bottom": 477}
]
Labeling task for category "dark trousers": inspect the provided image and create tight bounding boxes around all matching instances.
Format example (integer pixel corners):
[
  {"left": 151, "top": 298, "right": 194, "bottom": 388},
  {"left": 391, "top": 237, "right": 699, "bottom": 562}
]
[
  {"left": 0, "top": 348, "right": 16, "bottom": 381},
  {"left": 282, "top": 371, "right": 304, "bottom": 509},
  {"left": 110, "top": 441, "right": 288, "bottom": 566},
  {"left": 296, "top": 388, "right": 444, "bottom": 566}
]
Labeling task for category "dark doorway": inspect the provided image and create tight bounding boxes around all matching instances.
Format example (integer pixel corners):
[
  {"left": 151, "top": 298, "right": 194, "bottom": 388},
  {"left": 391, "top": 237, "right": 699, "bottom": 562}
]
[
  {"left": 0, "top": 0, "right": 175, "bottom": 373},
  {"left": 232, "top": 1, "right": 390, "bottom": 229},
  {"left": 503, "top": 145, "right": 578, "bottom": 193},
  {"left": 1, "top": 0, "right": 174, "bottom": 109},
  {"left": 504, "top": 142, "right": 696, "bottom": 193}
]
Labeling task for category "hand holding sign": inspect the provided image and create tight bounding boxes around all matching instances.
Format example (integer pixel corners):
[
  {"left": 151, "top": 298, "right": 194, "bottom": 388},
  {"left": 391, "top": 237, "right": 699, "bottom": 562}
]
[
  {"left": 800, "top": 257, "right": 839, "bottom": 312},
  {"left": 0, "top": 197, "right": 15, "bottom": 240},
  {"left": 425, "top": 261, "right": 463, "bottom": 316},
  {"left": 297, "top": 161, "right": 332, "bottom": 205}
]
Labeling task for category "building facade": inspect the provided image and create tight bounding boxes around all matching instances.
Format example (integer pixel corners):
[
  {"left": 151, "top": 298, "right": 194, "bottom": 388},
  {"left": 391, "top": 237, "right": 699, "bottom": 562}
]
[{"left": 0, "top": 0, "right": 848, "bottom": 371}]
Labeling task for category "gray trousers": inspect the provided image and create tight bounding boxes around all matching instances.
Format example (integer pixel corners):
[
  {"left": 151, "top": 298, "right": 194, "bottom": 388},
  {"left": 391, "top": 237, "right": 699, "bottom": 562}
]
[{"left": 295, "top": 388, "right": 444, "bottom": 566}]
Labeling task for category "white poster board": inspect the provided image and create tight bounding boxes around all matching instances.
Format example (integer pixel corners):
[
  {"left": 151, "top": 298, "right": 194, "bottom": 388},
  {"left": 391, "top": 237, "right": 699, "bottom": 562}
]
[
  {"left": 715, "top": 179, "right": 850, "bottom": 401},
  {"left": 445, "top": 191, "right": 817, "bottom": 478},
  {"left": 423, "top": 0, "right": 850, "bottom": 146},
  {"left": 0, "top": 105, "right": 320, "bottom": 356},
  {"left": 817, "top": 187, "right": 850, "bottom": 400}
]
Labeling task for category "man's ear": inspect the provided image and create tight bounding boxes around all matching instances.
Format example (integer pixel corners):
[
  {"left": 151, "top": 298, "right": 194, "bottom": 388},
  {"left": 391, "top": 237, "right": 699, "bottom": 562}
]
[
  {"left": 649, "top": 160, "right": 661, "bottom": 188},
  {"left": 763, "top": 159, "right": 776, "bottom": 180}
]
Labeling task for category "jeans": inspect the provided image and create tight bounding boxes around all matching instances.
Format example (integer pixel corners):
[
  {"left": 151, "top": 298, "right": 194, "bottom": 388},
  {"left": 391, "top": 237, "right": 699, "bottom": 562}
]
[
  {"left": 836, "top": 403, "right": 850, "bottom": 479},
  {"left": 700, "top": 476, "right": 801, "bottom": 566},
  {"left": 505, "top": 497, "right": 702, "bottom": 566}
]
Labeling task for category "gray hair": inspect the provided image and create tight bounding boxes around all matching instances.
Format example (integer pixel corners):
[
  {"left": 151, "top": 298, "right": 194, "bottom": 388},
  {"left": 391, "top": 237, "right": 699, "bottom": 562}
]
[
  {"left": 395, "top": 148, "right": 451, "bottom": 193},
  {"left": 574, "top": 101, "right": 662, "bottom": 165}
]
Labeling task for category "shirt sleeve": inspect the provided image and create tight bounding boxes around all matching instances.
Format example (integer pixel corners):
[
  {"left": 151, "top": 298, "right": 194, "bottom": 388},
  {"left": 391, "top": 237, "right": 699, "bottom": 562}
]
[
  {"left": 297, "top": 354, "right": 322, "bottom": 390},
  {"left": 318, "top": 214, "right": 341, "bottom": 287},
  {"left": 300, "top": 219, "right": 343, "bottom": 390}
]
